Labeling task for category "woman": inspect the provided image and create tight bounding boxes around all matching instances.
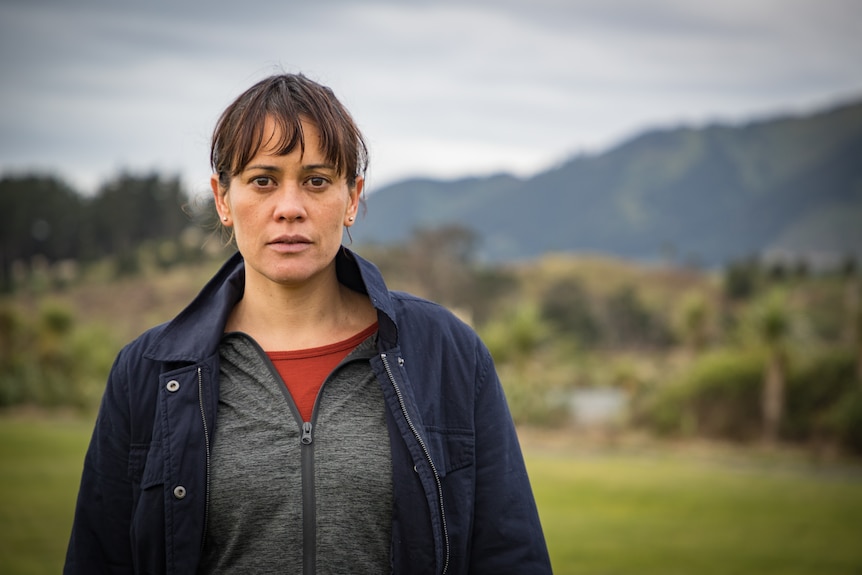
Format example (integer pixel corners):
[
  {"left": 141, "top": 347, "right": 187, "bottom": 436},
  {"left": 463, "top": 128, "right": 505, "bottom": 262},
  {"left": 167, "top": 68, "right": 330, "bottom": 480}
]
[{"left": 64, "top": 73, "right": 552, "bottom": 575}]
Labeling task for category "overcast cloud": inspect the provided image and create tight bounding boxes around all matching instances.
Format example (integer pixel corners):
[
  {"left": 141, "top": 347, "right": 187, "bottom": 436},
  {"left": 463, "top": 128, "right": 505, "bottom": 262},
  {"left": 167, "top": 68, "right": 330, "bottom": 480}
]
[{"left": 1, "top": 0, "right": 860, "bottom": 195}]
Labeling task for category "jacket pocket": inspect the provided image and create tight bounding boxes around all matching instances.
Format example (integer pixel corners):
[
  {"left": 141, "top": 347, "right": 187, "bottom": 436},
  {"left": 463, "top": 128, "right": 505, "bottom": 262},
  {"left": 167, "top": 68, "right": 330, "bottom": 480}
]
[
  {"left": 128, "top": 441, "right": 165, "bottom": 485},
  {"left": 139, "top": 441, "right": 164, "bottom": 489},
  {"left": 424, "top": 427, "right": 474, "bottom": 477},
  {"left": 128, "top": 443, "right": 149, "bottom": 483},
  {"left": 423, "top": 427, "right": 475, "bottom": 569},
  {"left": 131, "top": 441, "right": 166, "bottom": 574}
]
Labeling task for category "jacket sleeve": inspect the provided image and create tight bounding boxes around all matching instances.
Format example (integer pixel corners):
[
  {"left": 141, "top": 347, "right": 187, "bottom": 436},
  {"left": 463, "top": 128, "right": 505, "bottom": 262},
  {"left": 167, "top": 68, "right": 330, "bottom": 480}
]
[
  {"left": 64, "top": 350, "right": 136, "bottom": 575},
  {"left": 468, "top": 344, "right": 553, "bottom": 574}
]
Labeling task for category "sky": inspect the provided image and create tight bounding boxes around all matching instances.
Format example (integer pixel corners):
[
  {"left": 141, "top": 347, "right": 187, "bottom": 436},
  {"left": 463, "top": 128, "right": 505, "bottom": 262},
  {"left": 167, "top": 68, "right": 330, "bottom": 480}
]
[{"left": 1, "top": 0, "right": 860, "bottom": 197}]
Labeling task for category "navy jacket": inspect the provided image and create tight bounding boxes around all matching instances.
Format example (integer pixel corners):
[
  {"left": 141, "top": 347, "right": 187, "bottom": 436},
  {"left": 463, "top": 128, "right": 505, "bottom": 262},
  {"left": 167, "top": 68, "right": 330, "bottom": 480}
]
[{"left": 65, "top": 248, "right": 552, "bottom": 574}]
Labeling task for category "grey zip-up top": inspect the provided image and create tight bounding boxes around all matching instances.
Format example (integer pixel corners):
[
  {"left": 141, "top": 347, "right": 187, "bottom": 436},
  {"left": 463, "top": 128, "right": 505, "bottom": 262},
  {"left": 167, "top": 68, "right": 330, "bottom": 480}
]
[{"left": 64, "top": 247, "right": 552, "bottom": 575}]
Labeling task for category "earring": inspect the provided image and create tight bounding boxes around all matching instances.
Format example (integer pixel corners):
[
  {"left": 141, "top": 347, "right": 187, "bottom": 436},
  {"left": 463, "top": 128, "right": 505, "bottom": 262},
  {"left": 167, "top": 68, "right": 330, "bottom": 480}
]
[
  {"left": 222, "top": 216, "right": 228, "bottom": 221},
  {"left": 348, "top": 216, "right": 355, "bottom": 222}
]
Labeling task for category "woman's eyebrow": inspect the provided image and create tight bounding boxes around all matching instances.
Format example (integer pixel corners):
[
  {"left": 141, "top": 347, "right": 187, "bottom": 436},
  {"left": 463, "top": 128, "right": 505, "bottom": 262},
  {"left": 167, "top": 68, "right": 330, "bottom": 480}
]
[
  {"left": 244, "top": 164, "right": 281, "bottom": 173},
  {"left": 302, "top": 163, "right": 337, "bottom": 172},
  {"left": 242, "top": 163, "right": 337, "bottom": 173}
]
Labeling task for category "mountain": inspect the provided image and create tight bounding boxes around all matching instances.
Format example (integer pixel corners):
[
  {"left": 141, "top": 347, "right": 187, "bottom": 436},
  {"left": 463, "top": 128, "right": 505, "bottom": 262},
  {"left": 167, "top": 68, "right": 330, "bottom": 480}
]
[{"left": 352, "top": 98, "right": 862, "bottom": 266}]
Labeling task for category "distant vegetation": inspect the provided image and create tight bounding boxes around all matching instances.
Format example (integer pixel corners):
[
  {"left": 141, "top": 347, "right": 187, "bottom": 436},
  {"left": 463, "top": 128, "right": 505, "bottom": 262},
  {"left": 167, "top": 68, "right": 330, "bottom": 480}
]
[
  {"left": 0, "top": 172, "right": 216, "bottom": 293},
  {"left": 0, "top": 301, "right": 115, "bottom": 408},
  {"left": 4, "top": 181, "right": 859, "bottom": 456},
  {"left": 361, "top": 230, "right": 862, "bottom": 454}
]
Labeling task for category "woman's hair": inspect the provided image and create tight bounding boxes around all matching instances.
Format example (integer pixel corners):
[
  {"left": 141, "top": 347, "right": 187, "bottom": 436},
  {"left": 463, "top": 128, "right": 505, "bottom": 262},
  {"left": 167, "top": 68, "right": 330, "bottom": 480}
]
[{"left": 210, "top": 74, "right": 368, "bottom": 190}]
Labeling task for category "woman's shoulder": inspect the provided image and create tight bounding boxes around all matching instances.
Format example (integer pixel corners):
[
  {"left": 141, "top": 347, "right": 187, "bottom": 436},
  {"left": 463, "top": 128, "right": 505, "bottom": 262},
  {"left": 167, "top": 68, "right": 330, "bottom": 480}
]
[
  {"left": 111, "top": 321, "right": 173, "bottom": 372},
  {"left": 126, "top": 320, "right": 172, "bottom": 351},
  {"left": 388, "top": 291, "right": 484, "bottom": 346},
  {"left": 389, "top": 290, "right": 465, "bottom": 322}
]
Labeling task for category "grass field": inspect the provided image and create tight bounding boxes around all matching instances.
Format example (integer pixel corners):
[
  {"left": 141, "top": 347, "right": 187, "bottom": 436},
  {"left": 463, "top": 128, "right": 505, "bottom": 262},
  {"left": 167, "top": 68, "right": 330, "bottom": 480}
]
[
  {"left": 526, "top": 435, "right": 862, "bottom": 575},
  {"left": 2, "top": 416, "right": 862, "bottom": 574},
  {"left": 0, "top": 415, "right": 92, "bottom": 575}
]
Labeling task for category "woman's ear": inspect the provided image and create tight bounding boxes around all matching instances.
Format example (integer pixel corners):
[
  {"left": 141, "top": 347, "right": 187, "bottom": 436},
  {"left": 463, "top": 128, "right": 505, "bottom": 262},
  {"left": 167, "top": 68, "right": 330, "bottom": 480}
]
[
  {"left": 346, "top": 176, "right": 364, "bottom": 225},
  {"left": 211, "top": 174, "right": 231, "bottom": 225}
]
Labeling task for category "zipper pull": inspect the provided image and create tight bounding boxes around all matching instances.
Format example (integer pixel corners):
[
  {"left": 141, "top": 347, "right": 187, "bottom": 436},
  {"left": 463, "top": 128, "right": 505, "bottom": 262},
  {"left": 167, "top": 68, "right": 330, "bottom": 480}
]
[{"left": 301, "top": 421, "right": 313, "bottom": 445}]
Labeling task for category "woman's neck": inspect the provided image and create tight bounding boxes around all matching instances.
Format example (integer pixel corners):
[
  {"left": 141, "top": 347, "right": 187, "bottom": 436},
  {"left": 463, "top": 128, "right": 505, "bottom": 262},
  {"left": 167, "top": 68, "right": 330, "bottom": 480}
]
[{"left": 226, "top": 269, "right": 376, "bottom": 351}]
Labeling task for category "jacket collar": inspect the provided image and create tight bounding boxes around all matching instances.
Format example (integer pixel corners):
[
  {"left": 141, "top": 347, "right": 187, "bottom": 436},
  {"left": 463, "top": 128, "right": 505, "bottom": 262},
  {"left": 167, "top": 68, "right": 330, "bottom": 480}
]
[{"left": 143, "top": 247, "right": 398, "bottom": 363}]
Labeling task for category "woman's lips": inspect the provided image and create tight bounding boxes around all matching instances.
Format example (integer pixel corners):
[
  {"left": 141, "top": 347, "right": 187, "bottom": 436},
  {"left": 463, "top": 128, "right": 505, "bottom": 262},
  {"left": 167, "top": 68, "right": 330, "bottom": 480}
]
[{"left": 268, "top": 235, "right": 312, "bottom": 253}]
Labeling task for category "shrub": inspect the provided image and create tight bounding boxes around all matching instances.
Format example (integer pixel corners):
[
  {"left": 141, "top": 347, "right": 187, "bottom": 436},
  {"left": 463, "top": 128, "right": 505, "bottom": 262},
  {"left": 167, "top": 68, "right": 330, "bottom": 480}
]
[
  {"left": 539, "top": 276, "right": 602, "bottom": 347},
  {"left": 783, "top": 348, "right": 858, "bottom": 441},
  {"left": 498, "top": 365, "right": 570, "bottom": 428},
  {"left": 0, "top": 302, "right": 117, "bottom": 409},
  {"left": 819, "top": 388, "right": 862, "bottom": 454},
  {"left": 637, "top": 349, "right": 764, "bottom": 440},
  {"left": 638, "top": 345, "right": 862, "bottom": 449},
  {"left": 602, "top": 284, "right": 674, "bottom": 349}
]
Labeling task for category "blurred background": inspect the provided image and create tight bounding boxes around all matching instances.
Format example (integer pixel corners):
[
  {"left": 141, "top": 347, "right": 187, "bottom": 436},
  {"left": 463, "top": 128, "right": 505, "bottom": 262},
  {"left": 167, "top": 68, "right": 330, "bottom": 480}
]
[{"left": 2, "top": 1, "right": 862, "bottom": 574}]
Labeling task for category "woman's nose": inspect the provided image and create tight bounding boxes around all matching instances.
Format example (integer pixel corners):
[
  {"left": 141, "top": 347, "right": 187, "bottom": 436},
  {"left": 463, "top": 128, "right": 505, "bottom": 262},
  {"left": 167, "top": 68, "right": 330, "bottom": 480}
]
[{"left": 272, "top": 184, "right": 306, "bottom": 221}]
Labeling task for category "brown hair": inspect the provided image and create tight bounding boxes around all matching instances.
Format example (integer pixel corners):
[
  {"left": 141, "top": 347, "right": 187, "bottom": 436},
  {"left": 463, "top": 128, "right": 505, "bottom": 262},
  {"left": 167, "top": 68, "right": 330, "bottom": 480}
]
[{"left": 210, "top": 74, "right": 368, "bottom": 190}]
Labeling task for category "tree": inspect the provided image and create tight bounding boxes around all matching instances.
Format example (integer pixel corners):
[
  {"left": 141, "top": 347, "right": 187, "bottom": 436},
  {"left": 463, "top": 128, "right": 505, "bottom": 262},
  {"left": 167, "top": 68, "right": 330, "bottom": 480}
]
[
  {"left": 539, "top": 276, "right": 601, "bottom": 347},
  {"left": 0, "top": 175, "right": 84, "bottom": 291},
  {"left": 0, "top": 171, "right": 202, "bottom": 289},
  {"left": 86, "top": 172, "right": 189, "bottom": 258},
  {"left": 604, "top": 284, "right": 672, "bottom": 349},
  {"left": 673, "top": 291, "right": 712, "bottom": 354},
  {"left": 479, "top": 304, "right": 559, "bottom": 426},
  {"left": 748, "top": 291, "right": 792, "bottom": 443},
  {"left": 723, "top": 257, "right": 761, "bottom": 301},
  {"left": 846, "top": 274, "right": 862, "bottom": 385},
  {"left": 404, "top": 224, "right": 478, "bottom": 309}
]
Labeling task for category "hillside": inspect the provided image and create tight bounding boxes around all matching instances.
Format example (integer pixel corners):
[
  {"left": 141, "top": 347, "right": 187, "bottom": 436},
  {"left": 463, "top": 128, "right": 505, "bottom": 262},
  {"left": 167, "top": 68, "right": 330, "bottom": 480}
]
[{"left": 352, "top": 98, "right": 862, "bottom": 266}]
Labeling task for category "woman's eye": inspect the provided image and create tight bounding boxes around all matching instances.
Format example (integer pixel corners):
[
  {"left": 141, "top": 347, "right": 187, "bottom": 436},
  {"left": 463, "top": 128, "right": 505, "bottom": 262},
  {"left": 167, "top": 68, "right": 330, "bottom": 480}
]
[
  {"left": 307, "top": 177, "right": 329, "bottom": 188},
  {"left": 252, "top": 176, "right": 273, "bottom": 187}
]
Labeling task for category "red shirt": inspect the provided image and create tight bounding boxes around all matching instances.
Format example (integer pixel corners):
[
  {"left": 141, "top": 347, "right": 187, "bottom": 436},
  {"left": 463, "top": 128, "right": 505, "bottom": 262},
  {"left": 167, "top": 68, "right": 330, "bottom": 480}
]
[{"left": 267, "top": 323, "right": 378, "bottom": 421}]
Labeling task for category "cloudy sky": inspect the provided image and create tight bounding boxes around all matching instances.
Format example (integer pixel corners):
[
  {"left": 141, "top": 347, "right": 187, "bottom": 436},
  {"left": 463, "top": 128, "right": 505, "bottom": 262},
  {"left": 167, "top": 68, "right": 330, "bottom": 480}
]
[{"left": 1, "top": 0, "right": 860, "bottom": 196}]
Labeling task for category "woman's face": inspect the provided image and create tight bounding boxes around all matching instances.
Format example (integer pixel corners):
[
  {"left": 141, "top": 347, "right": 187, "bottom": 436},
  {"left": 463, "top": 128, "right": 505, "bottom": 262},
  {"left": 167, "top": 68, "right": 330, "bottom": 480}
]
[{"left": 212, "top": 117, "right": 361, "bottom": 289}]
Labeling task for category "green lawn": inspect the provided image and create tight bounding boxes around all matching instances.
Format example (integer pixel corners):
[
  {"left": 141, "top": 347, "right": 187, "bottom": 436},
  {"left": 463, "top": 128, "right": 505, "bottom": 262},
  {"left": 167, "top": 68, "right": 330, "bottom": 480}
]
[
  {"left": 0, "top": 415, "right": 92, "bottom": 575},
  {"left": 530, "top": 448, "right": 862, "bottom": 575},
  {"left": 2, "top": 416, "right": 862, "bottom": 574}
]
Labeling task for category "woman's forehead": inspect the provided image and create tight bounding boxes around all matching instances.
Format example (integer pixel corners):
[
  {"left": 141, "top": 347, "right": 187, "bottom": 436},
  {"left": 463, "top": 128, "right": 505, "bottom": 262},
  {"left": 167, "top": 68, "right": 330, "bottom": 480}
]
[{"left": 257, "top": 116, "right": 321, "bottom": 155}]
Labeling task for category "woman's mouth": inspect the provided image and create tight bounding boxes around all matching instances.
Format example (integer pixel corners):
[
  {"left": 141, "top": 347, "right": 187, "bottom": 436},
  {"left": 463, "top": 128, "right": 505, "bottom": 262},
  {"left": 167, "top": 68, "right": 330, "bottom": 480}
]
[{"left": 268, "top": 235, "right": 312, "bottom": 253}]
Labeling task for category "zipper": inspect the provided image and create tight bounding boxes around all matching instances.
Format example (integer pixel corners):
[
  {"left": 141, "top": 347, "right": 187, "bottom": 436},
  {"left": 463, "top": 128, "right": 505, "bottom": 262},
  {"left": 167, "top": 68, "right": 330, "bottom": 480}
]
[
  {"left": 300, "top": 420, "right": 315, "bottom": 575},
  {"left": 295, "top": 357, "right": 362, "bottom": 575},
  {"left": 255, "top": 339, "right": 318, "bottom": 575},
  {"left": 301, "top": 421, "right": 313, "bottom": 444},
  {"left": 380, "top": 353, "right": 450, "bottom": 575},
  {"left": 197, "top": 366, "right": 211, "bottom": 552},
  {"left": 262, "top": 364, "right": 317, "bottom": 575},
  {"left": 294, "top": 351, "right": 375, "bottom": 575}
]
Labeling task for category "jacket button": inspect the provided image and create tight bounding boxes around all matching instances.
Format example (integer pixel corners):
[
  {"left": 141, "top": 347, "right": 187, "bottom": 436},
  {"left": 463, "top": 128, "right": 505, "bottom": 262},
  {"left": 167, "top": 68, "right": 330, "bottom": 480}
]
[
  {"left": 173, "top": 485, "right": 187, "bottom": 499},
  {"left": 166, "top": 380, "right": 180, "bottom": 392}
]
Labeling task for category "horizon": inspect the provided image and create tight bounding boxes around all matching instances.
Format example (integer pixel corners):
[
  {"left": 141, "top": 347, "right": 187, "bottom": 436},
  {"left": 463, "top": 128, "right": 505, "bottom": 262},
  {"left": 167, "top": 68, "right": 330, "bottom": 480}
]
[{"left": 5, "top": 91, "right": 859, "bottom": 197}]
